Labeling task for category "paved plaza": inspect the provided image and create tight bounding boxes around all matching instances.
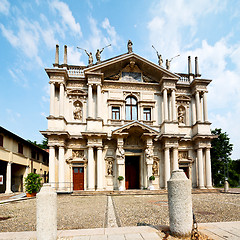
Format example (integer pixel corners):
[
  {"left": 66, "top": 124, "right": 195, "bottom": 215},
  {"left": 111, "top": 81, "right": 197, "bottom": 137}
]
[{"left": 0, "top": 192, "right": 239, "bottom": 239}]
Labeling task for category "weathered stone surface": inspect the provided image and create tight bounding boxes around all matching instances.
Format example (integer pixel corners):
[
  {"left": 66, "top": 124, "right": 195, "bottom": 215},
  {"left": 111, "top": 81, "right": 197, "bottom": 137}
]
[
  {"left": 167, "top": 169, "right": 192, "bottom": 237},
  {"left": 37, "top": 184, "right": 57, "bottom": 240}
]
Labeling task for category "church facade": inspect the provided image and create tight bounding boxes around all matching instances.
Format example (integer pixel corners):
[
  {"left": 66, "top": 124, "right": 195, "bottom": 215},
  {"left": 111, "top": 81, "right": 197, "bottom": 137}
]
[{"left": 41, "top": 43, "right": 214, "bottom": 191}]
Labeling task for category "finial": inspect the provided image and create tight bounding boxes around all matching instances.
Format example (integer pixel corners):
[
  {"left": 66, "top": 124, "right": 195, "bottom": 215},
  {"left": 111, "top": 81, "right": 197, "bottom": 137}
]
[
  {"left": 63, "top": 45, "right": 67, "bottom": 65},
  {"left": 54, "top": 44, "right": 59, "bottom": 67}
]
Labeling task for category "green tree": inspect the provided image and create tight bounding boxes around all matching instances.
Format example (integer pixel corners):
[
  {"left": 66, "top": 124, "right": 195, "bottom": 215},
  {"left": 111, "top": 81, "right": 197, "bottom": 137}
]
[
  {"left": 211, "top": 128, "right": 233, "bottom": 186},
  {"left": 27, "top": 138, "right": 48, "bottom": 149}
]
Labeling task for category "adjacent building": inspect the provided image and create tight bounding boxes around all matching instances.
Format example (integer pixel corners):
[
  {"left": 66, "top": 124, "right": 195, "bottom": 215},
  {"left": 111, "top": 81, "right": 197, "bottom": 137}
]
[
  {"left": 41, "top": 43, "right": 214, "bottom": 192},
  {"left": 0, "top": 126, "right": 49, "bottom": 193}
]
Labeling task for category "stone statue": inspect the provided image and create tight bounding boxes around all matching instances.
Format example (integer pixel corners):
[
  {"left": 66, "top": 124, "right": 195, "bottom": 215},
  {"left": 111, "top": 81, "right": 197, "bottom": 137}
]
[
  {"left": 95, "top": 44, "right": 111, "bottom": 63},
  {"left": 73, "top": 102, "right": 82, "bottom": 120},
  {"left": 127, "top": 40, "right": 133, "bottom": 53},
  {"left": 85, "top": 50, "right": 93, "bottom": 66},
  {"left": 152, "top": 45, "right": 163, "bottom": 66},
  {"left": 107, "top": 160, "right": 113, "bottom": 175},
  {"left": 96, "top": 48, "right": 104, "bottom": 63},
  {"left": 166, "top": 59, "right": 170, "bottom": 70},
  {"left": 152, "top": 160, "right": 158, "bottom": 175},
  {"left": 116, "top": 146, "right": 125, "bottom": 160},
  {"left": 178, "top": 106, "right": 185, "bottom": 124}
]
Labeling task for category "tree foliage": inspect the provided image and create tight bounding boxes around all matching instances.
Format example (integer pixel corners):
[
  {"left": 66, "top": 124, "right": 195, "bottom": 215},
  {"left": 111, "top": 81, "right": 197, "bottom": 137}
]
[
  {"left": 28, "top": 138, "right": 48, "bottom": 149},
  {"left": 211, "top": 128, "right": 233, "bottom": 186}
]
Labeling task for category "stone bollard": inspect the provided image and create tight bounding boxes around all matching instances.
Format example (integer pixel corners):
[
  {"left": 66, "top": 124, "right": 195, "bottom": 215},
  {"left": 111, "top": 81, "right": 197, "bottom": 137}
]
[
  {"left": 167, "top": 169, "right": 192, "bottom": 237},
  {"left": 37, "top": 183, "right": 57, "bottom": 240},
  {"left": 224, "top": 180, "right": 229, "bottom": 192}
]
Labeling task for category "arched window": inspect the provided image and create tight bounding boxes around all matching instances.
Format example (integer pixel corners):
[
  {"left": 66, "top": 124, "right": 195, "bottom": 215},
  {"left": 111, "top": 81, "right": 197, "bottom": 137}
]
[{"left": 125, "top": 96, "right": 138, "bottom": 120}]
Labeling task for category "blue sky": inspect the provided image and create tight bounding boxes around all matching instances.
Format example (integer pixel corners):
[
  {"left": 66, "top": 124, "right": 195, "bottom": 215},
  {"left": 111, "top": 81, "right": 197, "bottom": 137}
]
[{"left": 0, "top": 0, "right": 240, "bottom": 159}]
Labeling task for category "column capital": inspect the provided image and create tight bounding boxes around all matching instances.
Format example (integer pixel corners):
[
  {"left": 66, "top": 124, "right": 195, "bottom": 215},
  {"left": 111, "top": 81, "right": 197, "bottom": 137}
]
[
  {"left": 97, "top": 146, "right": 103, "bottom": 150},
  {"left": 87, "top": 83, "right": 93, "bottom": 87}
]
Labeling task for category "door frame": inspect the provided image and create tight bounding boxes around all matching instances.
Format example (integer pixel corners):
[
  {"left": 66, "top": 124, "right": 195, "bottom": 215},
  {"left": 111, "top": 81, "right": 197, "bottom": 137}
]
[
  {"left": 124, "top": 154, "right": 142, "bottom": 189},
  {"left": 71, "top": 163, "right": 87, "bottom": 191}
]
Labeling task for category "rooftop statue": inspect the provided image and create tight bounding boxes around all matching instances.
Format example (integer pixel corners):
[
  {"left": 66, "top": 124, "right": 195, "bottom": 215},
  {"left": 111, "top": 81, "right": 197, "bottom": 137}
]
[
  {"left": 77, "top": 47, "right": 93, "bottom": 66},
  {"left": 96, "top": 44, "right": 111, "bottom": 63},
  {"left": 127, "top": 40, "right": 133, "bottom": 53},
  {"left": 152, "top": 45, "right": 163, "bottom": 66}
]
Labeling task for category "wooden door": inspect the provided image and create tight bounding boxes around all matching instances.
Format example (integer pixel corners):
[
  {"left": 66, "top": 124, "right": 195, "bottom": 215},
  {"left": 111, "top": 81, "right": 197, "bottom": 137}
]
[
  {"left": 125, "top": 156, "right": 139, "bottom": 189},
  {"left": 73, "top": 167, "right": 84, "bottom": 190}
]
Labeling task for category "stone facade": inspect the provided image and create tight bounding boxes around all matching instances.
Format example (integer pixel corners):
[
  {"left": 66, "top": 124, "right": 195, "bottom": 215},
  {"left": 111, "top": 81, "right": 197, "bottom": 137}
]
[{"left": 41, "top": 44, "right": 214, "bottom": 191}]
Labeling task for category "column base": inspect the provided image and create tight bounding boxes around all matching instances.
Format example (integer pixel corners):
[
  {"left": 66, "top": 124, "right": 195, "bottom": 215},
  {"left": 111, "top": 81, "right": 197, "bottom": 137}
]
[
  {"left": 206, "top": 185, "right": 213, "bottom": 189},
  {"left": 199, "top": 186, "right": 206, "bottom": 189},
  {"left": 96, "top": 188, "right": 104, "bottom": 191},
  {"left": 87, "top": 188, "right": 95, "bottom": 191},
  {"left": 5, "top": 190, "right": 13, "bottom": 194}
]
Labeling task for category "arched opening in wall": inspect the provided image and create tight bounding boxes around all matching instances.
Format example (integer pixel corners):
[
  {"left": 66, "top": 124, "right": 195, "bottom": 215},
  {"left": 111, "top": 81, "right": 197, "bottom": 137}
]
[
  {"left": 73, "top": 100, "right": 83, "bottom": 121},
  {"left": 178, "top": 106, "right": 186, "bottom": 125},
  {"left": 125, "top": 96, "right": 138, "bottom": 120}
]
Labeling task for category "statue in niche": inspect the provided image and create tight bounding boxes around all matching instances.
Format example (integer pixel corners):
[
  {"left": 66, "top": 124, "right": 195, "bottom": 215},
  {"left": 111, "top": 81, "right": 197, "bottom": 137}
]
[
  {"left": 152, "top": 160, "right": 158, "bottom": 175},
  {"left": 116, "top": 146, "right": 125, "bottom": 160},
  {"left": 73, "top": 102, "right": 82, "bottom": 120},
  {"left": 179, "top": 151, "right": 188, "bottom": 161},
  {"left": 178, "top": 106, "right": 185, "bottom": 124},
  {"left": 107, "top": 160, "right": 113, "bottom": 176},
  {"left": 127, "top": 40, "right": 133, "bottom": 53}
]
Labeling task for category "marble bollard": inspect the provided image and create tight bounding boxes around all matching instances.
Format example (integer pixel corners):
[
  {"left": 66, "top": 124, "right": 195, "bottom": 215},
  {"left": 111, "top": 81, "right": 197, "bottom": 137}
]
[
  {"left": 37, "top": 183, "right": 57, "bottom": 240},
  {"left": 167, "top": 169, "right": 192, "bottom": 237},
  {"left": 224, "top": 180, "right": 229, "bottom": 192}
]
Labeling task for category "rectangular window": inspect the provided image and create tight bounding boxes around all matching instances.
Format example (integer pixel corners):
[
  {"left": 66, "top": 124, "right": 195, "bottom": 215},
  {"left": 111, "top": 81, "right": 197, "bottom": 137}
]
[
  {"left": 143, "top": 108, "right": 151, "bottom": 121},
  {"left": 0, "top": 135, "right": 3, "bottom": 147},
  {"left": 112, "top": 107, "right": 120, "bottom": 120},
  {"left": 31, "top": 150, "right": 36, "bottom": 159},
  {"left": 18, "top": 143, "right": 23, "bottom": 154}
]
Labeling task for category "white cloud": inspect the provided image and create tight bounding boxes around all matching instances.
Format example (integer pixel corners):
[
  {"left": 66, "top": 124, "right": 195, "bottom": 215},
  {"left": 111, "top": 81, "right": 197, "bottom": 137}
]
[
  {"left": 8, "top": 68, "right": 29, "bottom": 88},
  {"left": 67, "top": 46, "right": 84, "bottom": 65},
  {"left": 0, "top": 18, "right": 43, "bottom": 66},
  {"left": 102, "top": 18, "right": 118, "bottom": 47},
  {"left": 0, "top": 0, "right": 10, "bottom": 15},
  {"left": 50, "top": 0, "right": 82, "bottom": 38},
  {"left": 6, "top": 108, "right": 21, "bottom": 123}
]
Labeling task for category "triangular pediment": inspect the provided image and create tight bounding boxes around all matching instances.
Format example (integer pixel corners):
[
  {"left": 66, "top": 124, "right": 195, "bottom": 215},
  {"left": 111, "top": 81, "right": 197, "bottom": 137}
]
[
  {"left": 112, "top": 120, "right": 159, "bottom": 136},
  {"left": 84, "top": 53, "right": 179, "bottom": 83}
]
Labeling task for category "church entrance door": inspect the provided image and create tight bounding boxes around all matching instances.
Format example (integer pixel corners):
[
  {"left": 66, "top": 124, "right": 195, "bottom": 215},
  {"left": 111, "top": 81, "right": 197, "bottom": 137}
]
[
  {"left": 73, "top": 167, "right": 84, "bottom": 190},
  {"left": 125, "top": 156, "right": 140, "bottom": 189}
]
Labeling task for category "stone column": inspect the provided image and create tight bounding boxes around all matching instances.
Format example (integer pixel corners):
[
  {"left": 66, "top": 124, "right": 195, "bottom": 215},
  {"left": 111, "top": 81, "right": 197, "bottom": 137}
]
[
  {"left": 205, "top": 148, "right": 212, "bottom": 188},
  {"left": 5, "top": 161, "right": 12, "bottom": 194},
  {"left": 203, "top": 92, "right": 208, "bottom": 122},
  {"left": 59, "top": 83, "right": 64, "bottom": 117},
  {"left": 88, "top": 84, "right": 93, "bottom": 118},
  {"left": 87, "top": 147, "right": 94, "bottom": 190},
  {"left": 192, "top": 98, "right": 196, "bottom": 125},
  {"left": 195, "top": 91, "right": 201, "bottom": 122},
  {"left": 97, "top": 147, "right": 103, "bottom": 190},
  {"left": 163, "top": 89, "right": 168, "bottom": 121},
  {"left": 197, "top": 148, "right": 205, "bottom": 188},
  {"left": 37, "top": 184, "right": 57, "bottom": 240},
  {"left": 58, "top": 146, "right": 65, "bottom": 190},
  {"left": 172, "top": 89, "right": 176, "bottom": 121},
  {"left": 168, "top": 169, "right": 192, "bottom": 237},
  {"left": 49, "top": 146, "right": 55, "bottom": 187},
  {"left": 50, "top": 83, "right": 55, "bottom": 117},
  {"left": 97, "top": 84, "right": 102, "bottom": 118},
  {"left": 172, "top": 148, "right": 178, "bottom": 171},
  {"left": 164, "top": 147, "right": 170, "bottom": 188}
]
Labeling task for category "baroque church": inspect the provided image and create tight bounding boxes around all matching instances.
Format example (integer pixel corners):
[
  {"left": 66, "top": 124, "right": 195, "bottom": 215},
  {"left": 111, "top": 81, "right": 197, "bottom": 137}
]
[{"left": 41, "top": 42, "right": 214, "bottom": 191}]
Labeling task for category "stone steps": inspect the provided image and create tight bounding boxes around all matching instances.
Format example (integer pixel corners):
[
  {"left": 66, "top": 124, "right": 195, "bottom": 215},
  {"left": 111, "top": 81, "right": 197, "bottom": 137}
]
[{"left": 71, "top": 188, "right": 220, "bottom": 196}]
